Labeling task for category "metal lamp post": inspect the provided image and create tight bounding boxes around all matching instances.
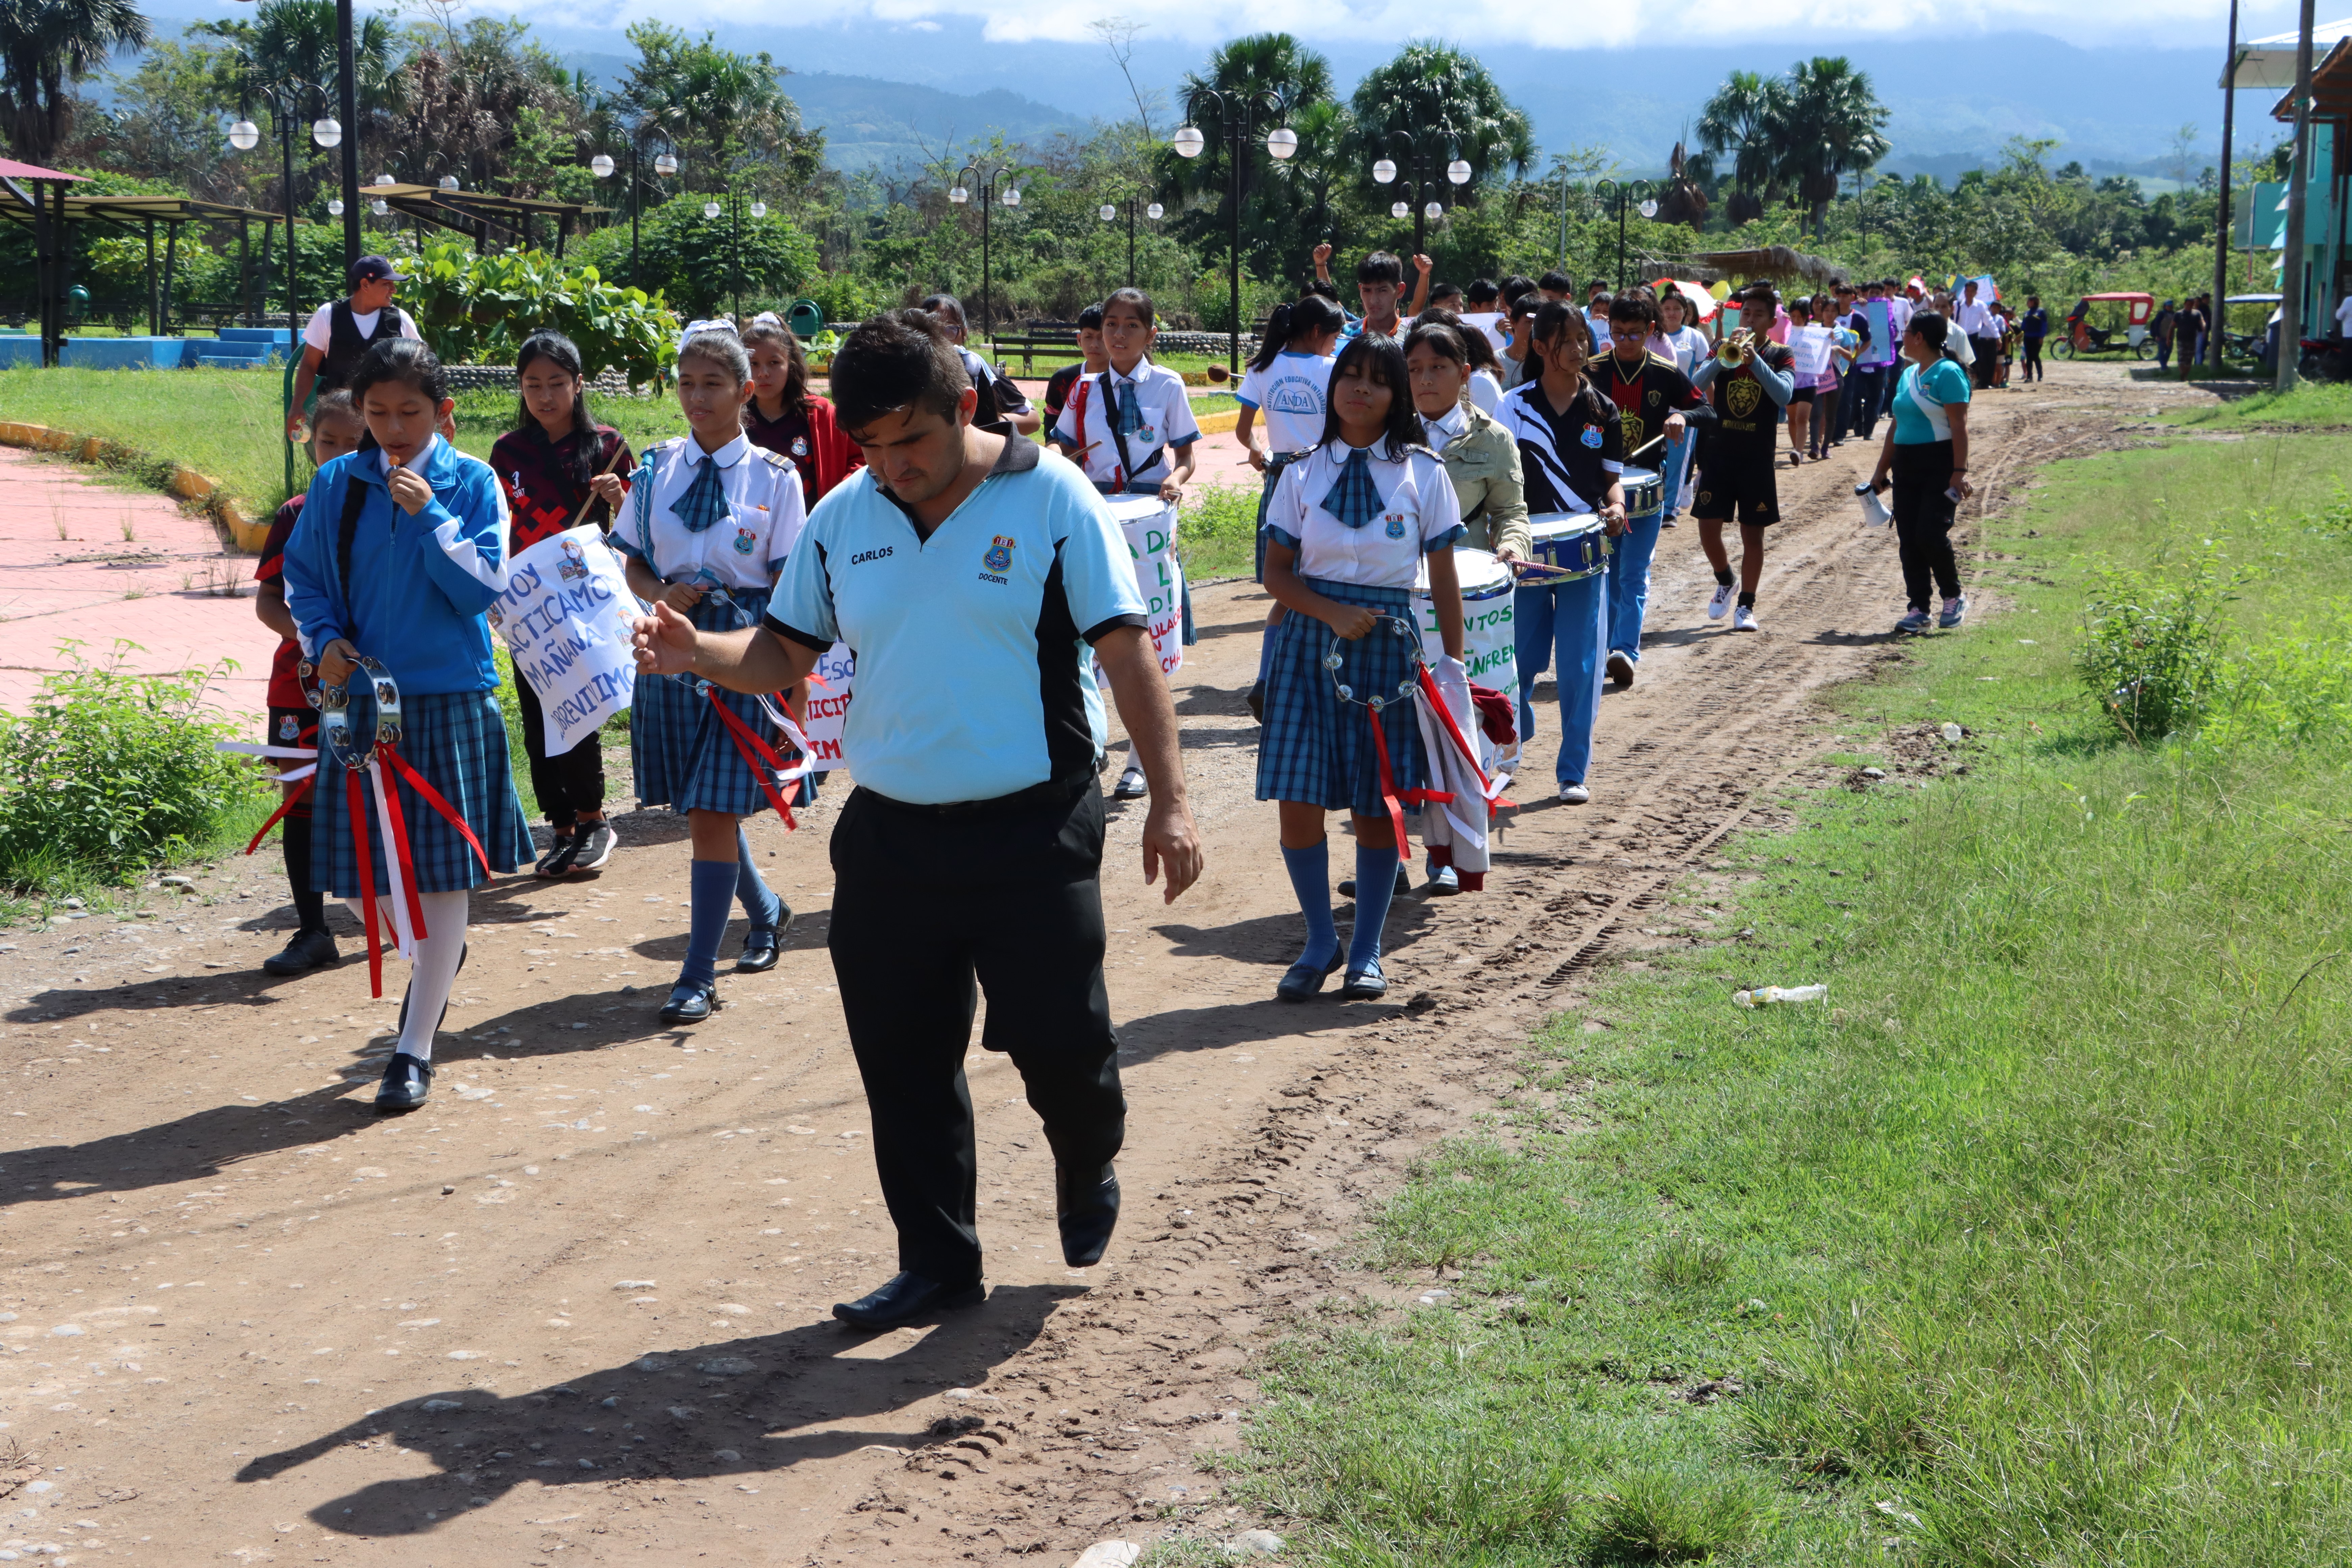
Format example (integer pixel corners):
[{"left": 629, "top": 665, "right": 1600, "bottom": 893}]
[
  {"left": 592, "top": 143, "right": 678, "bottom": 291},
  {"left": 1098, "top": 194, "right": 1163, "bottom": 288},
  {"left": 1370, "top": 131, "right": 1471, "bottom": 256},
  {"left": 227, "top": 75, "right": 341, "bottom": 347},
  {"left": 949, "top": 164, "right": 1026, "bottom": 341},
  {"left": 1593, "top": 178, "right": 1661, "bottom": 289},
  {"left": 1173, "top": 91, "right": 1295, "bottom": 374},
  {"left": 228, "top": 0, "right": 360, "bottom": 269}
]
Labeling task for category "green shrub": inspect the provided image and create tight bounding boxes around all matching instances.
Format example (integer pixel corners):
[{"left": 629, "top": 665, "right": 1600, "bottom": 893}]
[
  {"left": 0, "top": 641, "right": 267, "bottom": 890},
  {"left": 405, "top": 240, "right": 679, "bottom": 385},
  {"left": 2206, "top": 601, "right": 2352, "bottom": 749},
  {"left": 2076, "top": 539, "right": 2245, "bottom": 742}
]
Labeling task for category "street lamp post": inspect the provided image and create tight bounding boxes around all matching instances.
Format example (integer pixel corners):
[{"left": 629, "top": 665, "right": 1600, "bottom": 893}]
[
  {"left": 949, "top": 164, "right": 1026, "bottom": 341},
  {"left": 1097, "top": 194, "right": 1163, "bottom": 288},
  {"left": 1173, "top": 90, "right": 1296, "bottom": 374},
  {"left": 1370, "top": 131, "right": 1472, "bottom": 257},
  {"left": 1593, "top": 178, "right": 1661, "bottom": 290},
  {"left": 227, "top": 74, "right": 341, "bottom": 348},
  {"left": 591, "top": 143, "right": 678, "bottom": 292}
]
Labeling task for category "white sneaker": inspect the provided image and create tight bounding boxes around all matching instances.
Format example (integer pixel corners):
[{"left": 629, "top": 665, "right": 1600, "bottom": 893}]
[
  {"left": 1559, "top": 782, "right": 1591, "bottom": 804},
  {"left": 1706, "top": 584, "right": 1734, "bottom": 620},
  {"left": 1732, "top": 604, "right": 1760, "bottom": 632}
]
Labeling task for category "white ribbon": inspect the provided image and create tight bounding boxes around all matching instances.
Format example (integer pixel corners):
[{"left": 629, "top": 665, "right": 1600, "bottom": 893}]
[
  {"left": 365, "top": 758, "right": 419, "bottom": 960},
  {"left": 217, "top": 740, "right": 320, "bottom": 783}
]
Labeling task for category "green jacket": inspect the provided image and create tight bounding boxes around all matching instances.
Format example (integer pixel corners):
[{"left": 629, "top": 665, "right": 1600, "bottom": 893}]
[{"left": 1433, "top": 401, "right": 1531, "bottom": 561}]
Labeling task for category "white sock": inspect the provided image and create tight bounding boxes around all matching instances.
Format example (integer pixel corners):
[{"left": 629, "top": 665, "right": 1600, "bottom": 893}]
[{"left": 344, "top": 892, "right": 469, "bottom": 1063}]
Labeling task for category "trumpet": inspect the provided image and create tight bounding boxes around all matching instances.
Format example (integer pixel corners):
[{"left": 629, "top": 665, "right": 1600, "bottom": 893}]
[{"left": 1716, "top": 327, "right": 1756, "bottom": 366}]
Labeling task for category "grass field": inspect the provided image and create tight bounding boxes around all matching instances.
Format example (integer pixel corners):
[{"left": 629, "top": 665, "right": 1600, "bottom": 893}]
[{"left": 1178, "top": 430, "right": 2352, "bottom": 1563}]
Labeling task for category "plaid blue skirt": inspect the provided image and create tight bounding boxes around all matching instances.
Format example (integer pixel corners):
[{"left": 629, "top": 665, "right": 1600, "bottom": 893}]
[
  {"left": 1251, "top": 452, "right": 1300, "bottom": 583},
  {"left": 1254, "top": 577, "right": 1428, "bottom": 817},
  {"left": 309, "top": 690, "right": 532, "bottom": 897},
  {"left": 633, "top": 586, "right": 795, "bottom": 817}
]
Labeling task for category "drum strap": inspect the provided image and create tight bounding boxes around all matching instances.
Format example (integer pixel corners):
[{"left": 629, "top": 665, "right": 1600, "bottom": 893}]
[{"left": 1096, "top": 371, "right": 1165, "bottom": 489}]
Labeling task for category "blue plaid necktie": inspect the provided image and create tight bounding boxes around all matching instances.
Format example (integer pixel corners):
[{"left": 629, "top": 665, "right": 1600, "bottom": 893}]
[
  {"left": 1116, "top": 378, "right": 1143, "bottom": 435},
  {"left": 671, "top": 452, "right": 730, "bottom": 534},
  {"left": 1320, "top": 447, "right": 1383, "bottom": 531}
]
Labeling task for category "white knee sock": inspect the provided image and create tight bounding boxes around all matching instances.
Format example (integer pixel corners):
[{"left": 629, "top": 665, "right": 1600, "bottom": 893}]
[{"left": 344, "top": 892, "right": 470, "bottom": 1063}]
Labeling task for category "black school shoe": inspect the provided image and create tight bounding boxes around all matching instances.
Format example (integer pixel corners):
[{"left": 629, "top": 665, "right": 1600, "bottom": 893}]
[
  {"left": 374, "top": 1052, "right": 432, "bottom": 1113},
  {"left": 1246, "top": 680, "right": 1266, "bottom": 724},
  {"left": 659, "top": 980, "right": 719, "bottom": 1023},
  {"left": 1056, "top": 1162, "right": 1121, "bottom": 1267},
  {"left": 833, "top": 1271, "right": 986, "bottom": 1330},
  {"left": 736, "top": 904, "right": 795, "bottom": 973},
  {"left": 1336, "top": 863, "right": 1415, "bottom": 900},
  {"left": 262, "top": 928, "right": 339, "bottom": 976}
]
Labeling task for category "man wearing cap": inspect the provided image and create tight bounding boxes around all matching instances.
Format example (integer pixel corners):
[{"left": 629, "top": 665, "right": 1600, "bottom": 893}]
[{"left": 285, "top": 255, "right": 424, "bottom": 438}]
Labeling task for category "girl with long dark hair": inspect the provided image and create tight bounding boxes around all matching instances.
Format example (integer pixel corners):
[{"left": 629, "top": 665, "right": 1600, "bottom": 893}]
[
  {"left": 741, "top": 316, "right": 865, "bottom": 504},
  {"left": 489, "top": 330, "right": 633, "bottom": 876},
  {"left": 1257, "top": 333, "right": 1465, "bottom": 1003}
]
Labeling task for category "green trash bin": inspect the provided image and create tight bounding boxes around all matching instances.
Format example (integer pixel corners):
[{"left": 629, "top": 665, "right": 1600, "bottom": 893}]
[{"left": 785, "top": 299, "right": 825, "bottom": 339}]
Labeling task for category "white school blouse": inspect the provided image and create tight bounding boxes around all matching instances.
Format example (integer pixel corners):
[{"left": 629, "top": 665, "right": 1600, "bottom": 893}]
[
  {"left": 1234, "top": 350, "right": 1337, "bottom": 456},
  {"left": 1264, "top": 442, "right": 1465, "bottom": 589},
  {"left": 1050, "top": 359, "right": 1202, "bottom": 488},
  {"left": 616, "top": 432, "right": 807, "bottom": 592}
]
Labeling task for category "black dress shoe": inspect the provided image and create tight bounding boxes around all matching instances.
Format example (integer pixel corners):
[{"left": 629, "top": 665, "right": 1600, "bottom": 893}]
[
  {"left": 1246, "top": 680, "right": 1266, "bottom": 724},
  {"left": 832, "top": 1271, "right": 985, "bottom": 1330},
  {"left": 1056, "top": 1162, "right": 1120, "bottom": 1267},
  {"left": 1337, "top": 864, "right": 1414, "bottom": 900},
  {"left": 659, "top": 980, "right": 718, "bottom": 1023},
  {"left": 262, "top": 928, "right": 339, "bottom": 976},
  {"left": 736, "top": 906, "right": 792, "bottom": 973},
  {"left": 374, "top": 1052, "right": 432, "bottom": 1113},
  {"left": 1275, "top": 948, "right": 1343, "bottom": 1003},
  {"left": 1339, "top": 958, "right": 1388, "bottom": 1001},
  {"left": 395, "top": 940, "right": 468, "bottom": 1036}
]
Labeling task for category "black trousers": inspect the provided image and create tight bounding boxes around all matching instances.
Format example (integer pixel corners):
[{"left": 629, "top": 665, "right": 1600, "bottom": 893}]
[
  {"left": 828, "top": 782, "right": 1124, "bottom": 1283},
  {"left": 1891, "top": 441, "right": 1962, "bottom": 610},
  {"left": 1845, "top": 362, "right": 1886, "bottom": 439},
  {"left": 1969, "top": 337, "right": 2001, "bottom": 389},
  {"left": 2021, "top": 337, "right": 2044, "bottom": 381},
  {"left": 515, "top": 675, "right": 606, "bottom": 829}
]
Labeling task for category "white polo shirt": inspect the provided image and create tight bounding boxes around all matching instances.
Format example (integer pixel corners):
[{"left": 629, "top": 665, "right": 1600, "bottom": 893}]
[
  {"left": 1263, "top": 441, "right": 1464, "bottom": 589},
  {"left": 764, "top": 438, "right": 1147, "bottom": 805},
  {"left": 614, "top": 433, "right": 806, "bottom": 592},
  {"left": 1234, "top": 350, "right": 1336, "bottom": 456},
  {"left": 1051, "top": 359, "right": 1200, "bottom": 489}
]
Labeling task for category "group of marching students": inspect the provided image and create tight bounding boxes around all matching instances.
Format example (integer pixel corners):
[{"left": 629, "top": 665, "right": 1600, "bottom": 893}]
[{"left": 244, "top": 244, "right": 1988, "bottom": 1099}]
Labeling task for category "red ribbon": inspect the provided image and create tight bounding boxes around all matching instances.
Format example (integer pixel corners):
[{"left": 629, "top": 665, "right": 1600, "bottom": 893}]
[
  {"left": 702, "top": 686, "right": 802, "bottom": 830},
  {"left": 347, "top": 766, "right": 384, "bottom": 999},
  {"left": 320, "top": 746, "right": 494, "bottom": 1000},
  {"left": 1363, "top": 701, "right": 1453, "bottom": 866},
  {"left": 242, "top": 776, "right": 315, "bottom": 857},
  {"left": 380, "top": 746, "right": 493, "bottom": 880}
]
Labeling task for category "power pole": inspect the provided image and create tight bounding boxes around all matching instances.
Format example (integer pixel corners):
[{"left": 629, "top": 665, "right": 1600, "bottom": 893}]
[
  {"left": 2277, "top": 0, "right": 2316, "bottom": 391},
  {"left": 2210, "top": 0, "right": 2239, "bottom": 372}
]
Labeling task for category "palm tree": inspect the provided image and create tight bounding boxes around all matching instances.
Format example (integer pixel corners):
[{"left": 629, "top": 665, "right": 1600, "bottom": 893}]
[
  {"left": 1776, "top": 56, "right": 1889, "bottom": 233},
  {"left": 0, "top": 0, "right": 152, "bottom": 164},
  {"left": 1696, "top": 69, "right": 1788, "bottom": 226},
  {"left": 1345, "top": 42, "right": 1535, "bottom": 201},
  {"left": 1162, "top": 33, "right": 1334, "bottom": 284}
]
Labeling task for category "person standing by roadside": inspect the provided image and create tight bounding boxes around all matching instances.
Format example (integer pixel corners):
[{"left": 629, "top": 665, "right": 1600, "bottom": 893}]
[
  {"left": 2176, "top": 295, "right": 2209, "bottom": 380},
  {"left": 1865, "top": 308, "right": 1971, "bottom": 635},
  {"left": 630, "top": 309, "right": 1202, "bottom": 1329},
  {"left": 286, "top": 256, "right": 426, "bottom": 440},
  {"left": 2153, "top": 299, "right": 2178, "bottom": 370},
  {"left": 1953, "top": 280, "right": 1999, "bottom": 391},
  {"left": 2019, "top": 295, "right": 2049, "bottom": 383}
]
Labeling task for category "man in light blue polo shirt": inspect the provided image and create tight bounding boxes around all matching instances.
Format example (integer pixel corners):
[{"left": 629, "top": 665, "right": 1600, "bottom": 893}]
[{"left": 631, "top": 310, "right": 1202, "bottom": 1332}]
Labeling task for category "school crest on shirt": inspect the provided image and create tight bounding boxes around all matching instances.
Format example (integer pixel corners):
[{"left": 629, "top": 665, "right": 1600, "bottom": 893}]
[
  {"left": 733, "top": 525, "right": 759, "bottom": 556},
  {"left": 789, "top": 435, "right": 810, "bottom": 458},
  {"left": 1726, "top": 375, "right": 1763, "bottom": 420},
  {"left": 983, "top": 535, "right": 1015, "bottom": 573},
  {"left": 1580, "top": 424, "right": 1605, "bottom": 449},
  {"left": 277, "top": 712, "right": 301, "bottom": 742},
  {"left": 1383, "top": 511, "right": 1407, "bottom": 540}
]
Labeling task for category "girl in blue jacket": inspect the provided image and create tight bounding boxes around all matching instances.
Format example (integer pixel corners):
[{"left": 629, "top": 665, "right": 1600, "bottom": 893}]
[{"left": 283, "top": 338, "right": 533, "bottom": 1113}]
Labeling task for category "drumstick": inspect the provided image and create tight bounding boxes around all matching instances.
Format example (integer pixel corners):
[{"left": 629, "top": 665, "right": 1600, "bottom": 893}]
[
  {"left": 1626, "top": 432, "right": 1668, "bottom": 463},
  {"left": 567, "top": 440, "right": 631, "bottom": 531}
]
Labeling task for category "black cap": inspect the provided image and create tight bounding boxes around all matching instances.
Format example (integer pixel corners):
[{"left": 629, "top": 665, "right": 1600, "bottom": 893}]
[{"left": 350, "top": 254, "right": 406, "bottom": 285}]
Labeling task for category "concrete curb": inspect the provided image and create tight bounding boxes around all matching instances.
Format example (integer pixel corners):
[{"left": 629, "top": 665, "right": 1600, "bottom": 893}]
[{"left": 0, "top": 420, "right": 256, "bottom": 553}]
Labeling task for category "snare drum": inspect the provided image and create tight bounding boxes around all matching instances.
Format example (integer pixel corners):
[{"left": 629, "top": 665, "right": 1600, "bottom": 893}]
[
  {"left": 1621, "top": 467, "right": 1664, "bottom": 523},
  {"left": 1527, "top": 512, "right": 1612, "bottom": 582},
  {"left": 1412, "top": 547, "right": 1517, "bottom": 690}
]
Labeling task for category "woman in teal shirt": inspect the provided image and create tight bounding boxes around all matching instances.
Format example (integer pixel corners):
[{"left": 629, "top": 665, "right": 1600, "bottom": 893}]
[{"left": 1866, "top": 308, "right": 1973, "bottom": 634}]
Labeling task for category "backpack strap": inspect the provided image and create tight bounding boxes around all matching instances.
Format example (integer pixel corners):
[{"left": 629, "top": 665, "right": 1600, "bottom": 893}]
[{"left": 334, "top": 466, "right": 370, "bottom": 609}]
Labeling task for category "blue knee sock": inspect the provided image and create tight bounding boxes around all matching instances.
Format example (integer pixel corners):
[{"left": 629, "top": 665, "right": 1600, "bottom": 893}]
[
  {"left": 1280, "top": 840, "right": 1338, "bottom": 970},
  {"left": 733, "top": 824, "right": 782, "bottom": 929},
  {"left": 1349, "top": 841, "right": 1399, "bottom": 975},
  {"left": 682, "top": 858, "right": 737, "bottom": 988}
]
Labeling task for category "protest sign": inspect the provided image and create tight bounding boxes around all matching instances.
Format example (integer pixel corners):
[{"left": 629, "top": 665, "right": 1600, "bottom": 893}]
[
  {"left": 1104, "top": 496, "right": 1184, "bottom": 674},
  {"left": 486, "top": 525, "right": 637, "bottom": 756},
  {"left": 799, "top": 642, "right": 856, "bottom": 766}
]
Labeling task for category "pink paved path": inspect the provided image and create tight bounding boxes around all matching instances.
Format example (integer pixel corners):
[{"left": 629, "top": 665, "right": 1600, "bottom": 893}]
[{"left": 0, "top": 445, "right": 278, "bottom": 720}]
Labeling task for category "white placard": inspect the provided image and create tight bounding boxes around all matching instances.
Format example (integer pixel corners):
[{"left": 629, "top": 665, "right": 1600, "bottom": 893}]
[
  {"left": 1104, "top": 496, "right": 1184, "bottom": 675},
  {"left": 487, "top": 525, "right": 638, "bottom": 756},
  {"left": 799, "top": 641, "right": 856, "bottom": 766}
]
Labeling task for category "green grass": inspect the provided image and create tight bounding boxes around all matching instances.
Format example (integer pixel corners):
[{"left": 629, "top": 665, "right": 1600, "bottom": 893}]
[
  {"left": 2170, "top": 379, "right": 2352, "bottom": 430},
  {"left": 1176, "top": 480, "right": 1259, "bottom": 582},
  {"left": 1187, "top": 427, "right": 2352, "bottom": 1562}
]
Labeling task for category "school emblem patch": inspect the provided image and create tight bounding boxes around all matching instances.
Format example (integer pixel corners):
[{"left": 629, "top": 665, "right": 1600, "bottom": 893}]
[
  {"left": 277, "top": 713, "right": 301, "bottom": 742},
  {"left": 983, "top": 535, "right": 1015, "bottom": 573},
  {"left": 733, "top": 525, "right": 759, "bottom": 556},
  {"left": 1384, "top": 512, "right": 1407, "bottom": 539},
  {"left": 789, "top": 436, "right": 810, "bottom": 458},
  {"left": 1580, "top": 424, "right": 1604, "bottom": 449},
  {"left": 1621, "top": 413, "right": 1647, "bottom": 453}
]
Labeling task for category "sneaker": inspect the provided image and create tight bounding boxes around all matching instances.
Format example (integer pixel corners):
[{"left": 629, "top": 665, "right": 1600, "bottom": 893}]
[
  {"left": 1606, "top": 650, "right": 1635, "bottom": 688},
  {"left": 1424, "top": 862, "right": 1460, "bottom": 896},
  {"left": 1732, "top": 604, "right": 1760, "bottom": 632},
  {"left": 1896, "top": 608, "right": 1932, "bottom": 634},
  {"left": 1559, "top": 782, "right": 1591, "bottom": 805},
  {"left": 1706, "top": 583, "right": 1734, "bottom": 620},
  {"left": 570, "top": 818, "right": 617, "bottom": 872},
  {"left": 534, "top": 831, "right": 578, "bottom": 878},
  {"left": 1662, "top": 513, "right": 1679, "bottom": 529},
  {"left": 1938, "top": 596, "right": 1968, "bottom": 629}
]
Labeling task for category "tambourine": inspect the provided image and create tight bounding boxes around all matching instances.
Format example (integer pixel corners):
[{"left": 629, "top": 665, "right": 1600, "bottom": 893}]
[
  {"left": 1322, "top": 615, "right": 1425, "bottom": 712},
  {"left": 319, "top": 656, "right": 402, "bottom": 771}
]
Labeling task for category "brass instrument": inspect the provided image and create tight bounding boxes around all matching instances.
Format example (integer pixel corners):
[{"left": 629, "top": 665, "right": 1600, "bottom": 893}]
[{"left": 1716, "top": 327, "right": 1756, "bottom": 366}]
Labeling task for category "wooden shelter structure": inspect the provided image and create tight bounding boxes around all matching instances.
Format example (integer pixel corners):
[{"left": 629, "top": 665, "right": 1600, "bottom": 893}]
[
  {"left": 0, "top": 158, "right": 86, "bottom": 366},
  {"left": 357, "top": 182, "right": 604, "bottom": 256}
]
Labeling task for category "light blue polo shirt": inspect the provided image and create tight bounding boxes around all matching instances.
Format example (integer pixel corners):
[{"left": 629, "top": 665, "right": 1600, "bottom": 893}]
[{"left": 764, "top": 437, "right": 1148, "bottom": 806}]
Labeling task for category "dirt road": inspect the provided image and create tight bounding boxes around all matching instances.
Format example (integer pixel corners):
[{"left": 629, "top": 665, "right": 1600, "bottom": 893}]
[{"left": 0, "top": 362, "right": 2212, "bottom": 1566}]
